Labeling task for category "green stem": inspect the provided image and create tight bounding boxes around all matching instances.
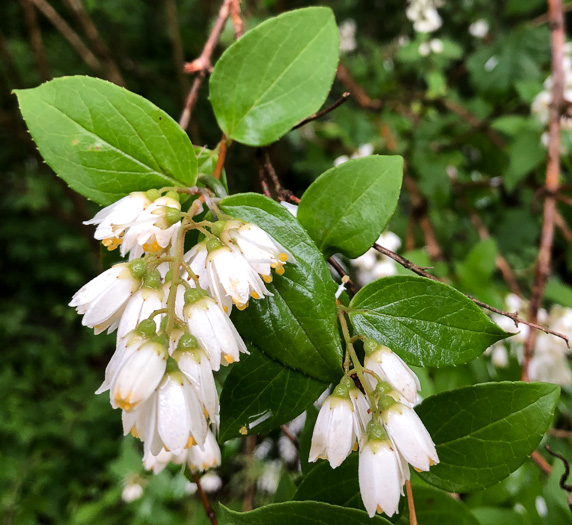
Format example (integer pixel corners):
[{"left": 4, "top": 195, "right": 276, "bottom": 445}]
[{"left": 165, "top": 217, "right": 190, "bottom": 334}]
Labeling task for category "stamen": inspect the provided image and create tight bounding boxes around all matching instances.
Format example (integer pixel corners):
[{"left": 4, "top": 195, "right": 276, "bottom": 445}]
[
  {"left": 239, "top": 426, "right": 248, "bottom": 435},
  {"left": 262, "top": 274, "right": 273, "bottom": 283},
  {"left": 236, "top": 301, "right": 249, "bottom": 311},
  {"left": 275, "top": 265, "right": 285, "bottom": 276},
  {"left": 224, "top": 354, "right": 235, "bottom": 364},
  {"left": 251, "top": 291, "right": 260, "bottom": 300},
  {"left": 279, "top": 253, "right": 288, "bottom": 262},
  {"left": 185, "top": 436, "right": 197, "bottom": 449}
]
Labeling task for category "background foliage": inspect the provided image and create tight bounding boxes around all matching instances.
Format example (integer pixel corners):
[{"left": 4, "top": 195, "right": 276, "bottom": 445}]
[{"left": 2, "top": 0, "right": 572, "bottom": 523}]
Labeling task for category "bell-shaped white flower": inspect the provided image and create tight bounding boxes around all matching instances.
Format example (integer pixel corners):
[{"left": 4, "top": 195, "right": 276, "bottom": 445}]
[
  {"left": 69, "top": 261, "right": 144, "bottom": 334},
  {"left": 349, "top": 384, "right": 371, "bottom": 435},
  {"left": 174, "top": 337, "right": 219, "bottom": 422},
  {"left": 309, "top": 381, "right": 357, "bottom": 468},
  {"left": 117, "top": 270, "right": 164, "bottom": 340},
  {"left": 143, "top": 447, "right": 187, "bottom": 474},
  {"left": 359, "top": 421, "right": 408, "bottom": 518},
  {"left": 184, "top": 242, "right": 210, "bottom": 291},
  {"left": 187, "top": 429, "right": 221, "bottom": 472},
  {"left": 218, "top": 220, "right": 293, "bottom": 282},
  {"left": 204, "top": 239, "right": 271, "bottom": 312},
  {"left": 382, "top": 400, "right": 439, "bottom": 472},
  {"left": 84, "top": 191, "right": 152, "bottom": 252},
  {"left": 120, "top": 194, "right": 182, "bottom": 260},
  {"left": 109, "top": 340, "right": 168, "bottom": 411},
  {"left": 364, "top": 341, "right": 421, "bottom": 404},
  {"left": 183, "top": 290, "right": 248, "bottom": 370}
]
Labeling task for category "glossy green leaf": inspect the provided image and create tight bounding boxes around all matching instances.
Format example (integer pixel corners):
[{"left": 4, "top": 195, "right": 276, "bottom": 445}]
[
  {"left": 210, "top": 7, "right": 339, "bottom": 146},
  {"left": 297, "top": 156, "right": 403, "bottom": 258},
  {"left": 220, "top": 193, "right": 343, "bottom": 382},
  {"left": 294, "top": 453, "right": 364, "bottom": 511},
  {"left": 219, "top": 346, "right": 326, "bottom": 441},
  {"left": 349, "top": 276, "right": 508, "bottom": 367},
  {"left": 396, "top": 482, "right": 479, "bottom": 525},
  {"left": 15, "top": 76, "right": 197, "bottom": 206},
  {"left": 218, "top": 502, "right": 392, "bottom": 525},
  {"left": 417, "top": 382, "right": 560, "bottom": 492}
]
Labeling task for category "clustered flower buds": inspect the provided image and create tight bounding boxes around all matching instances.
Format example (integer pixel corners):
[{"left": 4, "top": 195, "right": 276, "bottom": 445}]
[
  {"left": 310, "top": 340, "right": 439, "bottom": 518},
  {"left": 70, "top": 188, "right": 293, "bottom": 477}
]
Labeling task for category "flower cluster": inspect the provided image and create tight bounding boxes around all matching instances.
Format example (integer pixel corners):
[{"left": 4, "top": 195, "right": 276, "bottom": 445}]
[
  {"left": 70, "top": 189, "right": 292, "bottom": 472},
  {"left": 406, "top": 0, "right": 444, "bottom": 34},
  {"left": 488, "top": 294, "right": 572, "bottom": 386},
  {"left": 309, "top": 340, "right": 438, "bottom": 517},
  {"left": 353, "top": 231, "right": 402, "bottom": 285}
]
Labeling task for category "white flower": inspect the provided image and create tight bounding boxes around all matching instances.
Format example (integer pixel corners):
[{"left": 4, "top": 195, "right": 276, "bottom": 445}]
[
  {"left": 199, "top": 472, "right": 223, "bottom": 493},
  {"left": 117, "top": 281, "right": 164, "bottom": 340},
  {"left": 383, "top": 402, "right": 439, "bottom": 472},
  {"left": 219, "top": 221, "right": 293, "bottom": 282},
  {"left": 280, "top": 201, "right": 298, "bottom": 217},
  {"left": 418, "top": 42, "right": 431, "bottom": 56},
  {"left": 84, "top": 192, "right": 151, "bottom": 252},
  {"left": 349, "top": 385, "right": 371, "bottom": 434},
  {"left": 70, "top": 262, "right": 143, "bottom": 334},
  {"left": 364, "top": 343, "right": 421, "bottom": 404},
  {"left": 406, "top": 0, "right": 443, "bottom": 33},
  {"left": 174, "top": 343, "right": 219, "bottom": 422},
  {"left": 257, "top": 460, "right": 282, "bottom": 494},
  {"left": 184, "top": 242, "right": 210, "bottom": 291},
  {"left": 183, "top": 292, "right": 248, "bottom": 370},
  {"left": 121, "top": 480, "right": 144, "bottom": 502},
  {"left": 309, "top": 388, "right": 357, "bottom": 468},
  {"left": 187, "top": 430, "right": 221, "bottom": 472},
  {"left": 143, "top": 447, "right": 186, "bottom": 474},
  {"left": 339, "top": 19, "right": 357, "bottom": 54},
  {"left": 430, "top": 38, "right": 443, "bottom": 54},
  {"left": 109, "top": 340, "right": 168, "bottom": 411},
  {"left": 120, "top": 195, "right": 182, "bottom": 260},
  {"left": 469, "top": 19, "right": 489, "bottom": 39},
  {"left": 359, "top": 432, "right": 408, "bottom": 517},
  {"left": 204, "top": 241, "right": 271, "bottom": 312}
]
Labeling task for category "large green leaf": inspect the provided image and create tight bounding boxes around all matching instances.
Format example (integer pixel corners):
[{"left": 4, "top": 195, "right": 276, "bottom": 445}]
[
  {"left": 220, "top": 193, "right": 343, "bottom": 383},
  {"left": 417, "top": 382, "right": 560, "bottom": 492},
  {"left": 297, "top": 156, "right": 403, "bottom": 258},
  {"left": 219, "top": 346, "right": 326, "bottom": 442},
  {"left": 218, "top": 502, "right": 392, "bottom": 525},
  {"left": 209, "top": 7, "right": 339, "bottom": 146},
  {"left": 15, "top": 76, "right": 197, "bottom": 205},
  {"left": 349, "top": 276, "right": 508, "bottom": 367}
]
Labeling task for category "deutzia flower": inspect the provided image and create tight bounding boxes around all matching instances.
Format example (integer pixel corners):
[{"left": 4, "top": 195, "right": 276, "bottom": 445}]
[
  {"left": 69, "top": 259, "right": 145, "bottom": 334},
  {"left": 183, "top": 289, "right": 248, "bottom": 371},
  {"left": 359, "top": 420, "right": 409, "bottom": 518},
  {"left": 309, "top": 380, "right": 358, "bottom": 468},
  {"left": 143, "top": 447, "right": 187, "bottom": 474},
  {"left": 364, "top": 341, "right": 421, "bottom": 405},
  {"left": 187, "top": 429, "right": 221, "bottom": 472}
]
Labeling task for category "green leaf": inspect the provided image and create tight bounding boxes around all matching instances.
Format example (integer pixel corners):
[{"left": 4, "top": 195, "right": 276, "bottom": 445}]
[
  {"left": 297, "top": 156, "right": 403, "bottom": 258},
  {"left": 15, "top": 76, "right": 197, "bottom": 206},
  {"left": 505, "top": 128, "right": 545, "bottom": 192},
  {"left": 219, "top": 346, "right": 326, "bottom": 441},
  {"left": 348, "top": 276, "right": 508, "bottom": 367},
  {"left": 220, "top": 193, "right": 343, "bottom": 382},
  {"left": 417, "top": 381, "right": 560, "bottom": 492},
  {"left": 545, "top": 278, "right": 572, "bottom": 308},
  {"left": 396, "top": 482, "right": 479, "bottom": 525},
  {"left": 294, "top": 453, "right": 364, "bottom": 511},
  {"left": 471, "top": 508, "right": 524, "bottom": 525},
  {"left": 218, "top": 502, "right": 393, "bottom": 525},
  {"left": 210, "top": 7, "right": 339, "bottom": 146}
]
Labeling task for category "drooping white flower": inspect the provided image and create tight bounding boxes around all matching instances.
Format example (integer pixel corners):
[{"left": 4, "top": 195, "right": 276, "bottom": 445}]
[
  {"left": 184, "top": 242, "right": 210, "bottom": 291},
  {"left": 353, "top": 231, "right": 401, "bottom": 285},
  {"left": 187, "top": 429, "right": 221, "bottom": 472},
  {"left": 199, "top": 472, "right": 223, "bottom": 493},
  {"left": 382, "top": 401, "right": 439, "bottom": 472},
  {"left": 84, "top": 192, "right": 152, "bottom": 252},
  {"left": 309, "top": 382, "right": 357, "bottom": 468},
  {"left": 280, "top": 201, "right": 299, "bottom": 217},
  {"left": 359, "top": 421, "right": 409, "bottom": 518},
  {"left": 218, "top": 220, "right": 293, "bottom": 282},
  {"left": 143, "top": 447, "right": 187, "bottom": 474},
  {"left": 204, "top": 240, "right": 271, "bottom": 312},
  {"left": 349, "top": 384, "right": 371, "bottom": 435},
  {"left": 364, "top": 342, "right": 421, "bottom": 404},
  {"left": 257, "top": 460, "right": 282, "bottom": 494},
  {"left": 69, "top": 261, "right": 143, "bottom": 334},
  {"left": 183, "top": 291, "right": 248, "bottom": 370}
]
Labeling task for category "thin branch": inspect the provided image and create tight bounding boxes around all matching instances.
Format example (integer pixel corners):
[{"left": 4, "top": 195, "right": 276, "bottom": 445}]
[
  {"left": 258, "top": 160, "right": 272, "bottom": 198},
  {"left": 164, "top": 0, "right": 189, "bottom": 99},
  {"left": 212, "top": 134, "right": 227, "bottom": 180},
  {"left": 19, "top": 0, "right": 51, "bottom": 81},
  {"left": 530, "top": 2, "right": 572, "bottom": 25},
  {"left": 522, "top": 0, "right": 565, "bottom": 381},
  {"left": 179, "top": 0, "right": 233, "bottom": 130},
  {"left": 62, "top": 0, "right": 124, "bottom": 85},
  {"left": 373, "top": 243, "right": 570, "bottom": 346},
  {"left": 242, "top": 434, "right": 257, "bottom": 512},
  {"left": 545, "top": 446, "right": 572, "bottom": 510},
  {"left": 549, "top": 428, "right": 572, "bottom": 439},
  {"left": 280, "top": 425, "right": 299, "bottom": 451},
  {"left": 328, "top": 257, "right": 359, "bottom": 296},
  {"left": 229, "top": 0, "right": 244, "bottom": 39},
  {"left": 292, "top": 92, "right": 351, "bottom": 130},
  {"left": 192, "top": 471, "right": 219, "bottom": 525},
  {"left": 405, "top": 480, "right": 418, "bottom": 525},
  {"left": 336, "top": 63, "right": 381, "bottom": 111},
  {"left": 532, "top": 449, "right": 553, "bottom": 476},
  {"left": 29, "top": 0, "right": 102, "bottom": 73}
]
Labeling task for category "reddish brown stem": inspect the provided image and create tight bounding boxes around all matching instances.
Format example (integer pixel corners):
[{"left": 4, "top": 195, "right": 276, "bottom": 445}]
[
  {"left": 532, "top": 449, "right": 553, "bottom": 476},
  {"left": 405, "top": 480, "right": 418, "bottom": 525},
  {"left": 336, "top": 63, "right": 381, "bottom": 111},
  {"left": 192, "top": 471, "right": 219, "bottom": 525},
  {"left": 292, "top": 92, "right": 351, "bottom": 130},
  {"left": 229, "top": 0, "right": 244, "bottom": 39},
  {"left": 212, "top": 134, "right": 227, "bottom": 180}
]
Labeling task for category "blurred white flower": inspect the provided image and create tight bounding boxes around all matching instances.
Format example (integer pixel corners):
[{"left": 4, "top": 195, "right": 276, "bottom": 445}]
[
  {"left": 200, "top": 472, "right": 223, "bottom": 493},
  {"left": 353, "top": 231, "right": 402, "bottom": 285},
  {"left": 333, "top": 143, "right": 374, "bottom": 166},
  {"left": 257, "top": 460, "right": 282, "bottom": 494},
  {"left": 406, "top": 0, "right": 443, "bottom": 33},
  {"left": 339, "top": 19, "right": 357, "bottom": 54},
  {"left": 121, "top": 480, "right": 144, "bottom": 502},
  {"left": 469, "top": 19, "right": 489, "bottom": 38}
]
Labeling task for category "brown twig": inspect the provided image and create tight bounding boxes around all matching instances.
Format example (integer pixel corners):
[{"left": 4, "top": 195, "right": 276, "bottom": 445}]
[
  {"left": 164, "top": 0, "right": 189, "bottom": 99},
  {"left": 531, "top": 2, "right": 572, "bottom": 26},
  {"left": 258, "top": 160, "right": 272, "bottom": 198},
  {"left": 229, "top": 0, "right": 244, "bottom": 39},
  {"left": 555, "top": 209, "right": 572, "bottom": 242},
  {"left": 292, "top": 92, "right": 351, "bottom": 130},
  {"left": 212, "top": 134, "right": 227, "bottom": 180},
  {"left": 192, "top": 471, "right": 219, "bottom": 525},
  {"left": 373, "top": 243, "right": 570, "bottom": 346},
  {"left": 179, "top": 0, "right": 233, "bottom": 130},
  {"left": 29, "top": 0, "right": 102, "bottom": 73},
  {"left": 62, "top": 0, "right": 124, "bottom": 85},
  {"left": 532, "top": 449, "right": 553, "bottom": 476},
  {"left": 405, "top": 480, "right": 418, "bottom": 525},
  {"left": 336, "top": 63, "right": 381, "bottom": 111},
  {"left": 549, "top": 428, "right": 572, "bottom": 439},
  {"left": 522, "top": 0, "right": 565, "bottom": 382},
  {"left": 546, "top": 446, "right": 572, "bottom": 510},
  {"left": 280, "top": 425, "right": 299, "bottom": 451},
  {"left": 19, "top": 0, "right": 51, "bottom": 81},
  {"left": 242, "top": 434, "right": 257, "bottom": 512},
  {"left": 328, "top": 257, "right": 360, "bottom": 296}
]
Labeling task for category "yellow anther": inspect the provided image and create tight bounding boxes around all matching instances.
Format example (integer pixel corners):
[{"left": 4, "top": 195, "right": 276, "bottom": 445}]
[
  {"left": 275, "top": 266, "right": 285, "bottom": 276},
  {"left": 224, "top": 354, "right": 235, "bottom": 364},
  {"left": 115, "top": 396, "right": 136, "bottom": 412},
  {"left": 279, "top": 253, "right": 288, "bottom": 262},
  {"left": 185, "top": 436, "right": 197, "bottom": 449},
  {"left": 143, "top": 240, "right": 161, "bottom": 253},
  {"left": 130, "top": 426, "right": 139, "bottom": 439},
  {"left": 239, "top": 426, "right": 248, "bottom": 435},
  {"left": 223, "top": 305, "right": 229, "bottom": 314},
  {"left": 251, "top": 291, "right": 260, "bottom": 300},
  {"left": 236, "top": 301, "right": 249, "bottom": 311},
  {"left": 342, "top": 275, "right": 350, "bottom": 284},
  {"left": 262, "top": 274, "right": 273, "bottom": 283},
  {"left": 352, "top": 442, "right": 358, "bottom": 451}
]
